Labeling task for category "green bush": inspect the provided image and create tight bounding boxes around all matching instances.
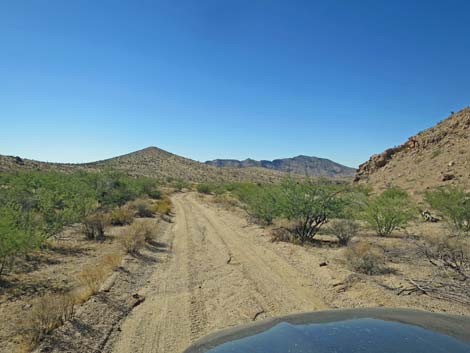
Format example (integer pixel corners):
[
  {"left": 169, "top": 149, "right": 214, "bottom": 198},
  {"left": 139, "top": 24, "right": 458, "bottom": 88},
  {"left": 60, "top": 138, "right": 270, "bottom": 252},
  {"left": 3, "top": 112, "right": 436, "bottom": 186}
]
[
  {"left": 0, "top": 170, "right": 160, "bottom": 277},
  {"left": 196, "top": 183, "right": 212, "bottom": 194},
  {"left": 425, "top": 187, "right": 470, "bottom": 235},
  {"left": 147, "top": 188, "right": 162, "bottom": 200},
  {"left": 361, "top": 187, "right": 415, "bottom": 236},
  {"left": 278, "top": 178, "right": 345, "bottom": 242},
  {"left": 231, "top": 183, "right": 282, "bottom": 225},
  {"left": 0, "top": 205, "right": 43, "bottom": 279}
]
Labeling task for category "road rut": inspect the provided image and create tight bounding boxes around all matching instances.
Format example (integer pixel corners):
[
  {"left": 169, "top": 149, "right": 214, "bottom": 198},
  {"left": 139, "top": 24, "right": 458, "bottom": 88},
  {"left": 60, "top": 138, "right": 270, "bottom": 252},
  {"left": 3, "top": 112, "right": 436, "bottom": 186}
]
[{"left": 112, "top": 192, "right": 326, "bottom": 353}]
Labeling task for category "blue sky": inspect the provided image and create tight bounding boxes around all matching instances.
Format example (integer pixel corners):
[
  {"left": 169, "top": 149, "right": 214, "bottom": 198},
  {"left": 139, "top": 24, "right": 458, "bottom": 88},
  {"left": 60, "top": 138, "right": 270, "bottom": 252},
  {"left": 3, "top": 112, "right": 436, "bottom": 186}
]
[{"left": 1, "top": 0, "right": 469, "bottom": 168}]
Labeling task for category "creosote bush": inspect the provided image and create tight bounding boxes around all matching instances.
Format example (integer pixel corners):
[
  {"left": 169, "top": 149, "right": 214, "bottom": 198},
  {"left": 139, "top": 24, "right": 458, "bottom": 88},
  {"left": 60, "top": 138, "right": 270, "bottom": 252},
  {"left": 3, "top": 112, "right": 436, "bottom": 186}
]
[
  {"left": 346, "top": 242, "right": 386, "bottom": 275},
  {"left": 329, "top": 219, "right": 359, "bottom": 246},
  {"left": 425, "top": 187, "right": 470, "bottom": 235},
  {"left": 361, "top": 187, "right": 415, "bottom": 236}
]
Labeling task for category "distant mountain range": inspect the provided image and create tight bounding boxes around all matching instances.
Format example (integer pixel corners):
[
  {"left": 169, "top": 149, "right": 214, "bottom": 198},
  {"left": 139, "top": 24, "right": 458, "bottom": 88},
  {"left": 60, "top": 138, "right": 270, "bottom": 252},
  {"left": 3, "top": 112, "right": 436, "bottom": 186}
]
[
  {"left": 0, "top": 147, "right": 355, "bottom": 182},
  {"left": 205, "top": 155, "right": 356, "bottom": 178}
]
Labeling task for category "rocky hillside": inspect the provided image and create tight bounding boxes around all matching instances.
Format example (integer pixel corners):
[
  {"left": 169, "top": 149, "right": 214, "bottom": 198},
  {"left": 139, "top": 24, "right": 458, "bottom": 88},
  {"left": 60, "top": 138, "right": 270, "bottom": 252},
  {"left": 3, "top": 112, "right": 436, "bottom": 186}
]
[
  {"left": 206, "top": 155, "right": 356, "bottom": 178},
  {"left": 0, "top": 147, "right": 285, "bottom": 183},
  {"left": 355, "top": 107, "right": 470, "bottom": 196}
]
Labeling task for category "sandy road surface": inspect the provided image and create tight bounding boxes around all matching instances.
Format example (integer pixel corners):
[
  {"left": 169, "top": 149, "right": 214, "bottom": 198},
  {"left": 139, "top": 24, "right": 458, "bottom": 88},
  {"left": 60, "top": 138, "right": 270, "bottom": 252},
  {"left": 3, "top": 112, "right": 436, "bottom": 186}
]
[{"left": 112, "top": 192, "right": 326, "bottom": 353}]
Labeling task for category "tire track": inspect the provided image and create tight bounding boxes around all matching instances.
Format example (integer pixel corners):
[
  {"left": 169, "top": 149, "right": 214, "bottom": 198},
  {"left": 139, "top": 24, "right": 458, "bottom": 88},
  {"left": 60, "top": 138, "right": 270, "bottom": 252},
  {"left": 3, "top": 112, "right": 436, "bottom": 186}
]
[{"left": 111, "top": 192, "right": 326, "bottom": 353}]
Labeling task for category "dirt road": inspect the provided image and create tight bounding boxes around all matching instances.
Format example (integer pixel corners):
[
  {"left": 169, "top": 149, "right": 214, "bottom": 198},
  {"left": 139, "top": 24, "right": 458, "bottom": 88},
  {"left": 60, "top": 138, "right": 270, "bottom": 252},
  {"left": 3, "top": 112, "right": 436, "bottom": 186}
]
[{"left": 112, "top": 192, "right": 326, "bottom": 353}]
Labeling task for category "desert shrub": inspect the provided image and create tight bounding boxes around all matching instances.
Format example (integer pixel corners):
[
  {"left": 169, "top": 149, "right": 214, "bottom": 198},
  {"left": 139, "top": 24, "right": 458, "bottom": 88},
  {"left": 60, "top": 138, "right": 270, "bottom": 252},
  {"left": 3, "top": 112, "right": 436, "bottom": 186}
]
[
  {"left": 361, "top": 187, "right": 415, "bottom": 236},
  {"left": 423, "top": 235, "right": 470, "bottom": 281},
  {"left": 78, "top": 264, "right": 108, "bottom": 294},
  {"left": 153, "top": 197, "right": 172, "bottom": 215},
  {"left": 197, "top": 183, "right": 212, "bottom": 194},
  {"left": 110, "top": 206, "right": 134, "bottom": 226},
  {"left": 82, "top": 213, "right": 110, "bottom": 240},
  {"left": 329, "top": 219, "right": 359, "bottom": 246},
  {"left": 138, "top": 219, "right": 158, "bottom": 242},
  {"left": 279, "top": 178, "right": 345, "bottom": 242},
  {"left": 0, "top": 170, "right": 159, "bottom": 277},
  {"left": 0, "top": 205, "right": 44, "bottom": 279},
  {"left": 130, "top": 199, "right": 154, "bottom": 218},
  {"left": 172, "top": 178, "right": 189, "bottom": 192},
  {"left": 119, "top": 221, "right": 155, "bottom": 253},
  {"left": 24, "top": 293, "right": 75, "bottom": 344},
  {"left": 346, "top": 242, "right": 386, "bottom": 275},
  {"left": 230, "top": 183, "right": 282, "bottom": 225},
  {"left": 147, "top": 188, "right": 162, "bottom": 200},
  {"left": 425, "top": 187, "right": 470, "bottom": 235}
]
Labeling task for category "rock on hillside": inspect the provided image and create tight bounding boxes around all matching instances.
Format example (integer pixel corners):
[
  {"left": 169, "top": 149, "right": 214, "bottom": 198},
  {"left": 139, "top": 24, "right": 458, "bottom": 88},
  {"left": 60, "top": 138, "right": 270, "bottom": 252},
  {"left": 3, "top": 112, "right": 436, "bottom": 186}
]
[
  {"left": 206, "top": 155, "right": 356, "bottom": 178},
  {"left": 355, "top": 107, "right": 470, "bottom": 196}
]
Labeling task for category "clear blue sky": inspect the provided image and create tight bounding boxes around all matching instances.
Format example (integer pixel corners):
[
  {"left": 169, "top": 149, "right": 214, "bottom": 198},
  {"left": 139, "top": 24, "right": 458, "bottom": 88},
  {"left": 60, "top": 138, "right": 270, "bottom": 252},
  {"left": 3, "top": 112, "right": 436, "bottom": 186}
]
[{"left": 1, "top": 1, "right": 469, "bottom": 168}]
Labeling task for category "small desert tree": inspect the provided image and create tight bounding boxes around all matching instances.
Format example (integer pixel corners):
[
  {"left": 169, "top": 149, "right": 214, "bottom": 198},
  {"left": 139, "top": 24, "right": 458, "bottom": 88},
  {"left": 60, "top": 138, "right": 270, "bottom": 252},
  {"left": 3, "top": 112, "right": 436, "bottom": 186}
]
[
  {"left": 361, "top": 187, "right": 415, "bottom": 236},
  {"left": 425, "top": 187, "right": 470, "bottom": 235},
  {"left": 279, "top": 178, "right": 344, "bottom": 243}
]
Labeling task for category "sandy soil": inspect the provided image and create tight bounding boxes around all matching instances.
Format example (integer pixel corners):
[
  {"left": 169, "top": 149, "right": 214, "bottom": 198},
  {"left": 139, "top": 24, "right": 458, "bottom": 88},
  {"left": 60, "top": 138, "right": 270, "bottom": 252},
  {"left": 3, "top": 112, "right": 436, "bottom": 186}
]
[
  {"left": 111, "top": 193, "right": 327, "bottom": 353},
  {"left": 8, "top": 192, "right": 466, "bottom": 353},
  {"left": 110, "top": 192, "right": 470, "bottom": 353}
]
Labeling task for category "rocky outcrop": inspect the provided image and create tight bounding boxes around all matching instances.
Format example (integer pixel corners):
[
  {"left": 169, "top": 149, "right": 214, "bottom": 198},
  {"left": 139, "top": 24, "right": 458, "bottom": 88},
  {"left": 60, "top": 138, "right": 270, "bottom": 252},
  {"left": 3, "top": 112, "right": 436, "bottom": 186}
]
[{"left": 354, "top": 107, "right": 470, "bottom": 194}]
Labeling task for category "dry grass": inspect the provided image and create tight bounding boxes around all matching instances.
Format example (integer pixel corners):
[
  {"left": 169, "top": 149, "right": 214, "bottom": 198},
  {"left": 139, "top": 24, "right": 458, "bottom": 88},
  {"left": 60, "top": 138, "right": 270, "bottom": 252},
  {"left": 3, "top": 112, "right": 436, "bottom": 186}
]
[
  {"left": 110, "top": 206, "right": 134, "bottom": 226},
  {"left": 77, "top": 250, "right": 122, "bottom": 296},
  {"left": 119, "top": 220, "right": 158, "bottom": 254},
  {"left": 82, "top": 212, "right": 111, "bottom": 240},
  {"left": 346, "top": 242, "right": 387, "bottom": 275},
  {"left": 153, "top": 197, "right": 172, "bottom": 215},
  {"left": 22, "top": 293, "right": 75, "bottom": 346},
  {"left": 77, "top": 264, "right": 108, "bottom": 295}
]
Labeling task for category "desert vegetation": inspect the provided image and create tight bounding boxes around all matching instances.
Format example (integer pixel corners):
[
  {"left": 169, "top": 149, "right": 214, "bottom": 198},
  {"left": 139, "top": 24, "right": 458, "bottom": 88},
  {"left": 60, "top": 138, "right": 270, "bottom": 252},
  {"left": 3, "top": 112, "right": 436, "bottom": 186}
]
[
  {"left": 197, "top": 180, "right": 469, "bottom": 291},
  {"left": 197, "top": 179, "right": 413, "bottom": 244},
  {"left": 425, "top": 186, "right": 470, "bottom": 235},
  {"left": 0, "top": 169, "right": 172, "bottom": 352},
  {"left": 0, "top": 170, "right": 161, "bottom": 279}
]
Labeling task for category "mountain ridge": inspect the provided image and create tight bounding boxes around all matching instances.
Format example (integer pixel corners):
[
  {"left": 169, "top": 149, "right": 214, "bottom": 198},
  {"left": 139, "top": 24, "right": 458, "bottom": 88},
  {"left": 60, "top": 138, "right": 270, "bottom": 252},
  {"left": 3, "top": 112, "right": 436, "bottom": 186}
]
[{"left": 205, "top": 155, "right": 356, "bottom": 178}]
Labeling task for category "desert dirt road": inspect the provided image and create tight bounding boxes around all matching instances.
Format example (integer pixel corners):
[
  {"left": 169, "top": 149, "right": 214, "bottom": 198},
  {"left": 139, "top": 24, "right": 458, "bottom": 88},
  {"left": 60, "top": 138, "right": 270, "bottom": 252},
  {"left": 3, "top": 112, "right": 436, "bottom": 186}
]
[{"left": 112, "top": 192, "right": 326, "bottom": 353}]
